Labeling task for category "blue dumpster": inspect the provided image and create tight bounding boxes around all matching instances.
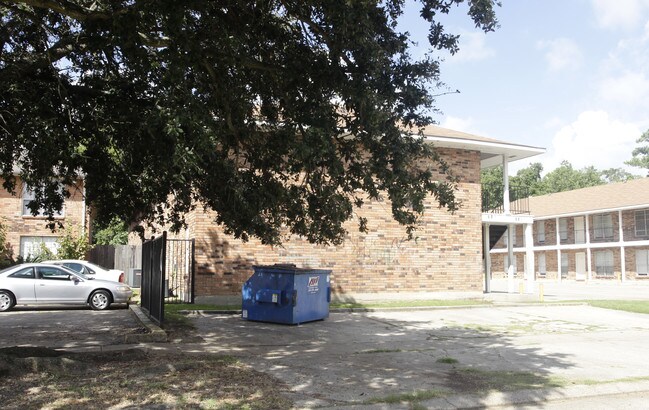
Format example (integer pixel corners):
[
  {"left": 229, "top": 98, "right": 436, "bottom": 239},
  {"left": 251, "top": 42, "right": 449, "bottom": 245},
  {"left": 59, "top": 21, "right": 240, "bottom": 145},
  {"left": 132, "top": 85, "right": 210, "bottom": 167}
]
[{"left": 242, "top": 264, "right": 331, "bottom": 324}]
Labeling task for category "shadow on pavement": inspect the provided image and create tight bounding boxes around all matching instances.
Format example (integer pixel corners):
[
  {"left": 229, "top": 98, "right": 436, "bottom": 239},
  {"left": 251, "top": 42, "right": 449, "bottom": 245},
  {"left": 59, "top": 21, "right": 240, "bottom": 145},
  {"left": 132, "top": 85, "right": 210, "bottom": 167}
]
[{"left": 191, "top": 311, "right": 573, "bottom": 408}]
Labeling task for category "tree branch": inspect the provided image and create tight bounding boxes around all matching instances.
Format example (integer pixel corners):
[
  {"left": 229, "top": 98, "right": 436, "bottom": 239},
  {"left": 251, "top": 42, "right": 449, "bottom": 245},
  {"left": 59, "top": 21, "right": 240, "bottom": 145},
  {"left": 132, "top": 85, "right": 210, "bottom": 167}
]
[{"left": 1, "top": 0, "right": 126, "bottom": 22}]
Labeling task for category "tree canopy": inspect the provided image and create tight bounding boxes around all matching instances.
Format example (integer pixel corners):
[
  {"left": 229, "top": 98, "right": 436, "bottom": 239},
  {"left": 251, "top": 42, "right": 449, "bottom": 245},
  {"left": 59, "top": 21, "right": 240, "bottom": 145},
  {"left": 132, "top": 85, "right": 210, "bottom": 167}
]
[
  {"left": 0, "top": 0, "right": 500, "bottom": 245},
  {"left": 626, "top": 129, "right": 649, "bottom": 175},
  {"left": 481, "top": 160, "right": 638, "bottom": 198}
]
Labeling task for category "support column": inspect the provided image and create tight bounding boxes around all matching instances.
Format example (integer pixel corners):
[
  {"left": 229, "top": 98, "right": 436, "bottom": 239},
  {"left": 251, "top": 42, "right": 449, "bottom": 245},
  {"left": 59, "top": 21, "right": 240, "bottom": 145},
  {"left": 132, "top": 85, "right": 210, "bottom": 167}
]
[
  {"left": 507, "top": 224, "right": 515, "bottom": 293},
  {"left": 524, "top": 223, "right": 535, "bottom": 293},
  {"left": 556, "top": 217, "right": 561, "bottom": 283},
  {"left": 619, "top": 210, "right": 626, "bottom": 283},
  {"left": 586, "top": 216, "right": 592, "bottom": 281},
  {"left": 484, "top": 224, "right": 491, "bottom": 293},
  {"left": 503, "top": 155, "right": 510, "bottom": 214}
]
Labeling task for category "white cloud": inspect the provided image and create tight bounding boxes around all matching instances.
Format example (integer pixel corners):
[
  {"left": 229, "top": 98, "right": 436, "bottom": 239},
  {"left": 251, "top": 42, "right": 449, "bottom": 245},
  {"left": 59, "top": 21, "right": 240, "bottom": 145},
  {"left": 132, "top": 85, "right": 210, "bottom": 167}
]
[
  {"left": 595, "top": 21, "right": 649, "bottom": 114},
  {"left": 440, "top": 116, "right": 475, "bottom": 132},
  {"left": 540, "top": 111, "right": 642, "bottom": 173},
  {"left": 449, "top": 31, "right": 495, "bottom": 63},
  {"left": 591, "top": 0, "right": 649, "bottom": 30},
  {"left": 598, "top": 71, "right": 649, "bottom": 105},
  {"left": 537, "top": 38, "right": 583, "bottom": 72}
]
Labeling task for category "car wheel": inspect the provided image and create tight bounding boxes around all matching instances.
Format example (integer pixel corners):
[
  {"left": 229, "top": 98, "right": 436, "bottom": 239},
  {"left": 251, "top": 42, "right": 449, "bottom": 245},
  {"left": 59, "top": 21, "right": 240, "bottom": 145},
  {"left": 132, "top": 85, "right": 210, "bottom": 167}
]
[
  {"left": 0, "top": 290, "right": 15, "bottom": 312},
  {"left": 89, "top": 290, "right": 111, "bottom": 310}
]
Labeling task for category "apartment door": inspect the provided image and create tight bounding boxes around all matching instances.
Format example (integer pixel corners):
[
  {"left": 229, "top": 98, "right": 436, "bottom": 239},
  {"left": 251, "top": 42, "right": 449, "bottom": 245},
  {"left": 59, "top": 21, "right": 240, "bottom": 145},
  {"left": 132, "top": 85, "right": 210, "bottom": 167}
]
[
  {"left": 576, "top": 252, "right": 587, "bottom": 280},
  {"left": 574, "top": 216, "right": 585, "bottom": 244}
]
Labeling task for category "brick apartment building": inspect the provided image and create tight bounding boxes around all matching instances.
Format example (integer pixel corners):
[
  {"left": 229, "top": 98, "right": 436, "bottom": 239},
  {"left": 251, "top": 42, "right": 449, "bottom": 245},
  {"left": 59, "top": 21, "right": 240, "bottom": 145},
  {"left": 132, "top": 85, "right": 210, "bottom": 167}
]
[
  {"left": 169, "top": 126, "right": 544, "bottom": 303},
  {"left": 489, "top": 178, "right": 649, "bottom": 284},
  {"left": 0, "top": 177, "right": 88, "bottom": 260}
]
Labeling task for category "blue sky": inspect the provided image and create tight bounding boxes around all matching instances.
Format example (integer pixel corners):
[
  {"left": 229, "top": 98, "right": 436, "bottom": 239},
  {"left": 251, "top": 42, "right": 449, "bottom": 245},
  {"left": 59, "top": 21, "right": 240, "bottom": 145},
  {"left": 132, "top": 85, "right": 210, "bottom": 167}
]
[{"left": 401, "top": 0, "right": 649, "bottom": 175}]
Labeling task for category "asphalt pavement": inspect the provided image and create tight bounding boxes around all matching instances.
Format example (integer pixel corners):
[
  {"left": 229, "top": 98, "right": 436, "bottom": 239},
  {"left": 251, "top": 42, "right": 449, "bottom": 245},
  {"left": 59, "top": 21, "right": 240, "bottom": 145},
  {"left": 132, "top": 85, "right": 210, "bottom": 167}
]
[
  {"left": 186, "top": 305, "right": 649, "bottom": 409},
  {"left": 3, "top": 280, "right": 649, "bottom": 408},
  {"left": 0, "top": 306, "right": 145, "bottom": 349}
]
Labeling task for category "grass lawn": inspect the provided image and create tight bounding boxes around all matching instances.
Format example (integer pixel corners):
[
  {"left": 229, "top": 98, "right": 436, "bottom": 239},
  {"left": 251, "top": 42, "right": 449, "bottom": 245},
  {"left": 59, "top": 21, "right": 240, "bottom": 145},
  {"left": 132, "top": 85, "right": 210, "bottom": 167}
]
[
  {"left": 163, "top": 299, "right": 490, "bottom": 313},
  {"left": 0, "top": 347, "right": 292, "bottom": 409},
  {"left": 586, "top": 300, "right": 649, "bottom": 314}
]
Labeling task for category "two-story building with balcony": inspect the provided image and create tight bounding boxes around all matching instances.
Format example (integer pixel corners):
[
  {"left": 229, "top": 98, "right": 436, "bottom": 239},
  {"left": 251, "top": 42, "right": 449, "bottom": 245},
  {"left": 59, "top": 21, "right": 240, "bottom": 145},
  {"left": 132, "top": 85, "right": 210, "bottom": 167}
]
[
  {"left": 165, "top": 125, "right": 545, "bottom": 303},
  {"left": 489, "top": 178, "right": 649, "bottom": 283}
]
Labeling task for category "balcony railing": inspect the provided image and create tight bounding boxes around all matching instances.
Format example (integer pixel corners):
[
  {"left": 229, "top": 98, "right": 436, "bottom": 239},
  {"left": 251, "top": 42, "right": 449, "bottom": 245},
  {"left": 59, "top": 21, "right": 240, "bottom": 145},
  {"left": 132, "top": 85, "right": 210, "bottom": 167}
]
[
  {"left": 534, "top": 227, "right": 649, "bottom": 246},
  {"left": 482, "top": 183, "right": 530, "bottom": 214}
]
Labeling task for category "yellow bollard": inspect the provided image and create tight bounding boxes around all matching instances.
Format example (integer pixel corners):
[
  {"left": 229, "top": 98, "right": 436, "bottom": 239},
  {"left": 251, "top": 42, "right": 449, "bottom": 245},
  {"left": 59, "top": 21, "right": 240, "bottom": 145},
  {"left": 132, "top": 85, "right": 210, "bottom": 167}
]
[
  {"left": 539, "top": 284, "right": 544, "bottom": 302},
  {"left": 519, "top": 281, "right": 524, "bottom": 294}
]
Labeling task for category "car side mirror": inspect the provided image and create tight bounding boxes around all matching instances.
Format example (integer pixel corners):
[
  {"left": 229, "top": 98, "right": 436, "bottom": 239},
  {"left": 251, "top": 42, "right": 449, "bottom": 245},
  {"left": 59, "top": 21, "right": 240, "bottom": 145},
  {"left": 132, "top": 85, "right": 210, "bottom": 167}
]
[{"left": 69, "top": 275, "right": 80, "bottom": 282}]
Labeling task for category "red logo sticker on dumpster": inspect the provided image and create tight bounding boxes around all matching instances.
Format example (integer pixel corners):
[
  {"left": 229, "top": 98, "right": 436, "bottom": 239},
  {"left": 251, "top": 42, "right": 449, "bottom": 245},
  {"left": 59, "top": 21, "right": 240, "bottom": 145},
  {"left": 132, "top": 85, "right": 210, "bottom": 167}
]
[{"left": 308, "top": 276, "right": 320, "bottom": 293}]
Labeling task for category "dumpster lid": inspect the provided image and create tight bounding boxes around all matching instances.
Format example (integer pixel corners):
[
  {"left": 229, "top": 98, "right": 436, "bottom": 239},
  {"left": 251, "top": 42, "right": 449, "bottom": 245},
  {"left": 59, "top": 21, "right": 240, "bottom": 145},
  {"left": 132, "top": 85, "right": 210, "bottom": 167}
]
[{"left": 253, "top": 264, "right": 331, "bottom": 274}]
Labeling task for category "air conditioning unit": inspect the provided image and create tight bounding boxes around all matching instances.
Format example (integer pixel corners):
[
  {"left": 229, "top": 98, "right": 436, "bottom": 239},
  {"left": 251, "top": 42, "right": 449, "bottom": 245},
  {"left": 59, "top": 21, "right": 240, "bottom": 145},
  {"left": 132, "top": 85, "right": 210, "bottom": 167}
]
[{"left": 128, "top": 268, "right": 142, "bottom": 288}]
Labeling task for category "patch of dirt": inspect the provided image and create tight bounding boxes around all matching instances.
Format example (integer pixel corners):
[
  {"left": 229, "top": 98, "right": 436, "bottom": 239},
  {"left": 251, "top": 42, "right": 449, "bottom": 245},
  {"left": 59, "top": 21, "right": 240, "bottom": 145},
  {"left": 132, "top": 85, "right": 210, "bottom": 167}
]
[
  {"left": 445, "top": 368, "right": 562, "bottom": 393},
  {"left": 163, "top": 316, "right": 205, "bottom": 343},
  {"left": 0, "top": 347, "right": 292, "bottom": 409}
]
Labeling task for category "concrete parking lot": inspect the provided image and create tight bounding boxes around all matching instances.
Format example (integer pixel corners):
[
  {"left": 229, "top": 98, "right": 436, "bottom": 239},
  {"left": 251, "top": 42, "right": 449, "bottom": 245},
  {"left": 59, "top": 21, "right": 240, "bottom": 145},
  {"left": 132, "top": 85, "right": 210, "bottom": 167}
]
[
  {"left": 189, "top": 305, "right": 649, "bottom": 408},
  {"left": 3, "top": 281, "right": 649, "bottom": 408},
  {"left": 0, "top": 306, "right": 144, "bottom": 349}
]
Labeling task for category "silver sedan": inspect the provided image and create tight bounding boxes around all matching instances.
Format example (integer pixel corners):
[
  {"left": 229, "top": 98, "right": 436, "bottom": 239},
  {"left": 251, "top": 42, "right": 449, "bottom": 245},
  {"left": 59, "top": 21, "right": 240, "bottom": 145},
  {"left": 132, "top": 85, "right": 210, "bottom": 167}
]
[{"left": 0, "top": 263, "right": 133, "bottom": 312}]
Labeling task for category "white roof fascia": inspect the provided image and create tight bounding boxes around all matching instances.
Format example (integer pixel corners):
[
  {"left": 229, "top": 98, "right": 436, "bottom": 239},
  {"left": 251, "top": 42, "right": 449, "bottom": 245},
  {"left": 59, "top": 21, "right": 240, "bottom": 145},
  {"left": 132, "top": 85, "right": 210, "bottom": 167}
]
[
  {"left": 534, "top": 203, "right": 649, "bottom": 220},
  {"left": 422, "top": 135, "right": 545, "bottom": 169}
]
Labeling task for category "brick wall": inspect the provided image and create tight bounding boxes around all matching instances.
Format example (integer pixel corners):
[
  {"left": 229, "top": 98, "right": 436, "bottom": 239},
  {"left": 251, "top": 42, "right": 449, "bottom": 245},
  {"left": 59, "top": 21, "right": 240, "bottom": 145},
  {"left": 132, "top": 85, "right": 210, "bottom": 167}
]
[
  {"left": 187, "top": 148, "right": 484, "bottom": 297},
  {"left": 0, "top": 178, "right": 86, "bottom": 258}
]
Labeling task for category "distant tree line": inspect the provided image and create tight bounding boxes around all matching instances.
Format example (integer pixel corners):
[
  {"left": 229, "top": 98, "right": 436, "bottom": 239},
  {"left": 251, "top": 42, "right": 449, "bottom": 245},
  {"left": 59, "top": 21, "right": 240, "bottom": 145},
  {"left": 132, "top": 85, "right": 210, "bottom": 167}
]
[{"left": 482, "top": 128, "right": 649, "bottom": 197}]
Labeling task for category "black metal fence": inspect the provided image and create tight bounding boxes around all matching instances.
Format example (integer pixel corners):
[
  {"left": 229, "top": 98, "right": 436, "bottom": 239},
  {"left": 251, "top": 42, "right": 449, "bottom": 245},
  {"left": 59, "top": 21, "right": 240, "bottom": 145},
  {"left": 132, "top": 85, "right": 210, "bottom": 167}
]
[
  {"left": 166, "top": 238, "right": 195, "bottom": 304},
  {"left": 141, "top": 232, "right": 166, "bottom": 326},
  {"left": 141, "top": 233, "right": 196, "bottom": 325}
]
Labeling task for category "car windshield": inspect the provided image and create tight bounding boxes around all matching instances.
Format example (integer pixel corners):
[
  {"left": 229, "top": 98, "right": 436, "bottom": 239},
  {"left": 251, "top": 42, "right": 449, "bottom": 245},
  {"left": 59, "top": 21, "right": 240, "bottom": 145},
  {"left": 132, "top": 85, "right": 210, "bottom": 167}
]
[
  {"left": 85, "top": 261, "right": 108, "bottom": 271},
  {"left": 57, "top": 265, "right": 90, "bottom": 280}
]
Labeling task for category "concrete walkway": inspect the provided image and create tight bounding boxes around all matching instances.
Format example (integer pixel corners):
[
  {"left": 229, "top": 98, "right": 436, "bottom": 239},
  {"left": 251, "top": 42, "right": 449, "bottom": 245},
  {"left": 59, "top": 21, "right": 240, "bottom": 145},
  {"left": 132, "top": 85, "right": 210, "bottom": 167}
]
[
  {"left": 169, "top": 304, "right": 649, "bottom": 409},
  {"left": 486, "top": 278, "right": 649, "bottom": 302},
  {"left": 5, "top": 282, "right": 649, "bottom": 409}
]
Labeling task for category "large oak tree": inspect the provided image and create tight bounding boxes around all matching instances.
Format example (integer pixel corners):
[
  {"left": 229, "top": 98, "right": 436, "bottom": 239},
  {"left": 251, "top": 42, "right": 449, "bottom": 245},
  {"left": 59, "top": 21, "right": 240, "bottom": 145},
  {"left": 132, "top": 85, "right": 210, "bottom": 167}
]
[{"left": 1, "top": 0, "right": 499, "bottom": 245}]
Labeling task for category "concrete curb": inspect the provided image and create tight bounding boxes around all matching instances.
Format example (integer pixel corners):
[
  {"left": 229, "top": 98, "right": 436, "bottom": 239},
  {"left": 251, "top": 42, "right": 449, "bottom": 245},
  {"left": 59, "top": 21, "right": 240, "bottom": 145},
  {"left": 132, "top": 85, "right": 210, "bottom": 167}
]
[
  {"left": 423, "top": 379, "right": 649, "bottom": 409},
  {"left": 126, "top": 304, "right": 168, "bottom": 343},
  {"left": 316, "top": 380, "right": 649, "bottom": 409},
  {"left": 177, "top": 301, "right": 587, "bottom": 316}
]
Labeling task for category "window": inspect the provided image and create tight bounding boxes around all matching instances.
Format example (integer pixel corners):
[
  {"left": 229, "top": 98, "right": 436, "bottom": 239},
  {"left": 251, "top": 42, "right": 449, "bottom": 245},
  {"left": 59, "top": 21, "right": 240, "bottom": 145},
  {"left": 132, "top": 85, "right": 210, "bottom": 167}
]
[
  {"left": 8, "top": 267, "right": 35, "bottom": 279},
  {"left": 38, "top": 266, "right": 71, "bottom": 280},
  {"left": 635, "top": 210, "right": 649, "bottom": 237},
  {"left": 561, "top": 253, "right": 569, "bottom": 278},
  {"left": 559, "top": 218, "right": 568, "bottom": 241},
  {"left": 22, "top": 184, "right": 64, "bottom": 217},
  {"left": 62, "top": 262, "right": 84, "bottom": 273},
  {"left": 593, "top": 214, "right": 613, "bottom": 239},
  {"left": 538, "top": 253, "right": 546, "bottom": 276},
  {"left": 637, "top": 250, "right": 649, "bottom": 276},
  {"left": 20, "top": 236, "right": 59, "bottom": 258},
  {"left": 537, "top": 221, "right": 545, "bottom": 243},
  {"left": 594, "top": 251, "right": 614, "bottom": 276}
]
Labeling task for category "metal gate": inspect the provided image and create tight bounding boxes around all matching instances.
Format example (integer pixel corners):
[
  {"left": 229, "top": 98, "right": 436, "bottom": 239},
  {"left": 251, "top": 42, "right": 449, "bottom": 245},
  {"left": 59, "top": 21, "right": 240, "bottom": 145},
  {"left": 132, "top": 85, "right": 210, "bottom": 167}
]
[
  {"left": 141, "top": 232, "right": 195, "bottom": 325},
  {"left": 166, "top": 238, "right": 195, "bottom": 304},
  {"left": 141, "top": 232, "right": 166, "bottom": 326}
]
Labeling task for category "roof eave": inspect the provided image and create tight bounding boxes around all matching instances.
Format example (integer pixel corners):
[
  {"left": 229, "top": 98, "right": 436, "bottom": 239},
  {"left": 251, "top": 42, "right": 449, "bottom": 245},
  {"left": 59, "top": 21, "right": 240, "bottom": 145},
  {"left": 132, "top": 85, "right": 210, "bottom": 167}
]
[{"left": 422, "top": 135, "right": 546, "bottom": 169}]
